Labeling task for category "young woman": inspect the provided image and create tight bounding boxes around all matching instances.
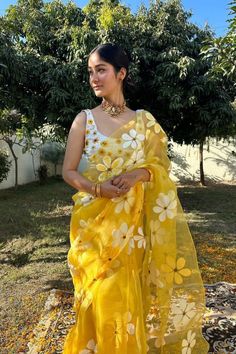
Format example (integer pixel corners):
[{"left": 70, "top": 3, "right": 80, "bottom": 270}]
[{"left": 62, "top": 43, "right": 209, "bottom": 353}]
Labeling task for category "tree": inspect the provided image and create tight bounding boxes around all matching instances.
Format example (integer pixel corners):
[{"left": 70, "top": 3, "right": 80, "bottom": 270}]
[
  {"left": 201, "top": 0, "right": 236, "bottom": 81},
  {"left": 1, "top": 0, "right": 235, "bottom": 185},
  {"left": 0, "top": 109, "right": 29, "bottom": 189}
]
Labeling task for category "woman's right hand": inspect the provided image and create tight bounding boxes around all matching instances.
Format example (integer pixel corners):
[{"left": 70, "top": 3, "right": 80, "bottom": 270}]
[{"left": 99, "top": 179, "right": 130, "bottom": 199}]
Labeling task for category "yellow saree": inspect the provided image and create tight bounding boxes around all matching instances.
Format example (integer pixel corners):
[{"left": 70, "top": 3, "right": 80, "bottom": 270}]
[{"left": 63, "top": 109, "right": 209, "bottom": 353}]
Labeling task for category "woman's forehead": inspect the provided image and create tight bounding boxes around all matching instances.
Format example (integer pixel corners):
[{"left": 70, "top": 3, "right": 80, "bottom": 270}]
[{"left": 88, "top": 53, "right": 109, "bottom": 68}]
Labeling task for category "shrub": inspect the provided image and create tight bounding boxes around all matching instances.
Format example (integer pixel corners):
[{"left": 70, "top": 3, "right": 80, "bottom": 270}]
[{"left": 0, "top": 150, "right": 12, "bottom": 183}]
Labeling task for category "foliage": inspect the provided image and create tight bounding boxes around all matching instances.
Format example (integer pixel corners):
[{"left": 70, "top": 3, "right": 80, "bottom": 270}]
[
  {"left": 0, "top": 0, "right": 235, "bottom": 185},
  {"left": 37, "top": 164, "right": 48, "bottom": 184},
  {"left": 201, "top": 0, "right": 236, "bottom": 81},
  {"left": 40, "top": 141, "right": 65, "bottom": 175},
  {"left": 0, "top": 149, "right": 12, "bottom": 183}
]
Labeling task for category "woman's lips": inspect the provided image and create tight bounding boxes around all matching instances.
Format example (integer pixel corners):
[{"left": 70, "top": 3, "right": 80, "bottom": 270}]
[{"left": 94, "top": 86, "right": 102, "bottom": 90}]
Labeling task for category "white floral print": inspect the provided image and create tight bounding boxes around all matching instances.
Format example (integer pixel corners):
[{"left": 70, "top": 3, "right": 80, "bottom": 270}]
[
  {"left": 79, "top": 218, "right": 93, "bottom": 228},
  {"left": 122, "top": 129, "right": 145, "bottom": 149},
  {"left": 125, "top": 311, "right": 136, "bottom": 337},
  {"left": 111, "top": 189, "right": 135, "bottom": 214},
  {"left": 79, "top": 338, "right": 97, "bottom": 354},
  {"left": 171, "top": 299, "right": 196, "bottom": 330},
  {"left": 182, "top": 330, "right": 196, "bottom": 354},
  {"left": 112, "top": 223, "right": 134, "bottom": 249},
  {"left": 146, "top": 260, "right": 164, "bottom": 288},
  {"left": 127, "top": 227, "right": 146, "bottom": 255},
  {"left": 125, "top": 149, "right": 145, "bottom": 169},
  {"left": 134, "top": 227, "right": 146, "bottom": 249},
  {"left": 153, "top": 190, "right": 177, "bottom": 222},
  {"left": 96, "top": 156, "right": 123, "bottom": 181}
]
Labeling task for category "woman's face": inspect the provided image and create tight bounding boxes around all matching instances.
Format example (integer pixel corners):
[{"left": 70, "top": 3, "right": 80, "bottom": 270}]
[{"left": 88, "top": 52, "right": 124, "bottom": 97}]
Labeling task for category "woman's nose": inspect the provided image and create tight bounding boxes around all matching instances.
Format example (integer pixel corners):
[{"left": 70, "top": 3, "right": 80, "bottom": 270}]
[{"left": 90, "top": 72, "right": 99, "bottom": 83}]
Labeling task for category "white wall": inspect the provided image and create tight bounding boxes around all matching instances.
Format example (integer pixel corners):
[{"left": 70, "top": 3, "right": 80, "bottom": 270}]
[
  {"left": 169, "top": 138, "right": 235, "bottom": 184},
  {"left": 0, "top": 136, "right": 235, "bottom": 190},
  {"left": 0, "top": 136, "right": 41, "bottom": 190}
]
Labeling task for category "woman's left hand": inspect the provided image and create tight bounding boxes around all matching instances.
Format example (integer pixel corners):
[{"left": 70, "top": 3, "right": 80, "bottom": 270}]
[{"left": 111, "top": 169, "right": 145, "bottom": 191}]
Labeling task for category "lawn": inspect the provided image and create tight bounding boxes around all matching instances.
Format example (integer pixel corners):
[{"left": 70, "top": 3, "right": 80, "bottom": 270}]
[{"left": 0, "top": 177, "right": 235, "bottom": 353}]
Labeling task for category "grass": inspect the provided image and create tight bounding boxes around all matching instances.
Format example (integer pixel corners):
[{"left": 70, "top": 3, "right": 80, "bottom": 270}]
[{"left": 0, "top": 177, "right": 235, "bottom": 353}]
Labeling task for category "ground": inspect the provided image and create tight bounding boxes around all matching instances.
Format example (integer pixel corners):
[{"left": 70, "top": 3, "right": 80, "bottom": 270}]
[{"left": 0, "top": 177, "right": 235, "bottom": 353}]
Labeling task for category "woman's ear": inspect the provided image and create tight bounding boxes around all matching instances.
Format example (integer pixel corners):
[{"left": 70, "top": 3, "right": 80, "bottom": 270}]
[{"left": 118, "top": 67, "right": 127, "bottom": 81}]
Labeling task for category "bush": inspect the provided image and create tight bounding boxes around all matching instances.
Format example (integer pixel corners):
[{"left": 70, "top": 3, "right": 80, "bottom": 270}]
[
  {"left": 37, "top": 164, "right": 48, "bottom": 184},
  {"left": 40, "top": 141, "right": 65, "bottom": 176},
  {"left": 0, "top": 150, "right": 12, "bottom": 183}
]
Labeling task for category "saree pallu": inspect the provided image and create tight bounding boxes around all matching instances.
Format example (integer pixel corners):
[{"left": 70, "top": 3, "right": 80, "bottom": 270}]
[{"left": 63, "top": 109, "right": 209, "bottom": 354}]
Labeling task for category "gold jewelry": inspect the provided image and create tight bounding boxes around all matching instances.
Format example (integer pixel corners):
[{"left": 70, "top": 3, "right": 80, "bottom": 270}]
[
  {"left": 91, "top": 183, "right": 96, "bottom": 196},
  {"left": 96, "top": 183, "right": 102, "bottom": 197},
  {"left": 101, "top": 98, "right": 126, "bottom": 117},
  {"left": 146, "top": 168, "right": 153, "bottom": 182}
]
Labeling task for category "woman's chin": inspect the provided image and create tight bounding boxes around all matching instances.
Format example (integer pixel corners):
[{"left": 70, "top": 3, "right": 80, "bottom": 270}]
[{"left": 94, "top": 91, "right": 104, "bottom": 97}]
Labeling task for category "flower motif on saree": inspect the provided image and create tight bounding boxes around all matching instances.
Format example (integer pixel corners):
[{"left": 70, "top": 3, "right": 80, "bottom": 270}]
[
  {"left": 133, "top": 227, "right": 146, "bottom": 249},
  {"left": 111, "top": 189, "right": 135, "bottom": 214},
  {"left": 182, "top": 330, "right": 196, "bottom": 354},
  {"left": 146, "top": 112, "right": 162, "bottom": 134},
  {"left": 153, "top": 190, "right": 177, "bottom": 222},
  {"left": 154, "top": 336, "right": 166, "bottom": 348},
  {"left": 105, "top": 259, "right": 121, "bottom": 277},
  {"left": 76, "top": 194, "right": 95, "bottom": 206},
  {"left": 108, "top": 316, "right": 126, "bottom": 348},
  {"left": 79, "top": 338, "right": 97, "bottom": 354},
  {"left": 125, "top": 149, "right": 145, "bottom": 170},
  {"left": 161, "top": 256, "right": 192, "bottom": 284},
  {"left": 121, "top": 128, "right": 145, "bottom": 149},
  {"left": 150, "top": 219, "right": 165, "bottom": 245},
  {"left": 126, "top": 312, "right": 135, "bottom": 335},
  {"left": 127, "top": 226, "right": 146, "bottom": 255},
  {"left": 107, "top": 311, "right": 136, "bottom": 348},
  {"left": 112, "top": 223, "right": 135, "bottom": 249},
  {"left": 146, "top": 260, "right": 164, "bottom": 288},
  {"left": 171, "top": 298, "right": 197, "bottom": 330},
  {"left": 96, "top": 156, "right": 123, "bottom": 181},
  {"left": 79, "top": 218, "right": 93, "bottom": 228}
]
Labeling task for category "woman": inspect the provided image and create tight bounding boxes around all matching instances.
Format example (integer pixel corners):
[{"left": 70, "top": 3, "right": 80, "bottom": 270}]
[{"left": 62, "top": 43, "right": 209, "bottom": 353}]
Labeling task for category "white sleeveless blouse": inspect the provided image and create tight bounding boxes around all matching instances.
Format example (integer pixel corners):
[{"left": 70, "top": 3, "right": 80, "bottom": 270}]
[
  {"left": 77, "top": 109, "right": 141, "bottom": 173},
  {"left": 77, "top": 109, "right": 109, "bottom": 172}
]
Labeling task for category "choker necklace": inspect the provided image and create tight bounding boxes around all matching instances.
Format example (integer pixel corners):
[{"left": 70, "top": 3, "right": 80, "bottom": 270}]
[{"left": 101, "top": 98, "right": 126, "bottom": 118}]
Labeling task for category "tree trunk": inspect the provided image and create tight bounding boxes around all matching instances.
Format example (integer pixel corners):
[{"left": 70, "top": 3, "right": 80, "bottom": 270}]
[
  {"left": 7, "top": 140, "right": 18, "bottom": 190},
  {"left": 199, "top": 140, "right": 206, "bottom": 186}
]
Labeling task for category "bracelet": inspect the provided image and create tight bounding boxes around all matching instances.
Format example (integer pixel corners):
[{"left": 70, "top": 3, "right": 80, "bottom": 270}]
[
  {"left": 96, "top": 183, "right": 101, "bottom": 197},
  {"left": 145, "top": 168, "right": 153, "bottom": 182},
  {"left": 91, "top": 183, "right": 96, "bottom": 196}
]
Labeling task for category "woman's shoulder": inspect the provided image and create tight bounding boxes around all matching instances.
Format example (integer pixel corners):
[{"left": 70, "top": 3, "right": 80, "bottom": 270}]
[{"left": 72, "top": 110, "right": 87, "bottom": 130}]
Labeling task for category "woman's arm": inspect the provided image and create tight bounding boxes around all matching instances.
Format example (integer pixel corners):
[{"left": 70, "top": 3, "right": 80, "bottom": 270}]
[
  {"left": 62, "top": 111, "right": 94, "bottom": 194},
  {"left": 131, "top": 168, "right": 152, "bottom": 183}
]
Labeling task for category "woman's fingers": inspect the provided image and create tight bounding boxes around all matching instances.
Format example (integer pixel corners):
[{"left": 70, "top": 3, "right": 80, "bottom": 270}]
[{"left": 111, "top": 176, "right": 120, "bottom": 185}]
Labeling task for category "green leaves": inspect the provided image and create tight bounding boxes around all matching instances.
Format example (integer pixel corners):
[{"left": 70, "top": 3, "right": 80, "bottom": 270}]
[{"left": 0, "top": 0, "right": 235, "bottom": 151}]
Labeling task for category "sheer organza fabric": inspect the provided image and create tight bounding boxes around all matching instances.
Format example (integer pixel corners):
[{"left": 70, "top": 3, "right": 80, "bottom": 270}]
[{"left": 63, "top": 110, "right": 209, "bottom": 354}]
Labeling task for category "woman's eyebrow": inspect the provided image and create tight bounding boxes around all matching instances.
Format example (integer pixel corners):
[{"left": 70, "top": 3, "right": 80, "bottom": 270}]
[{"left": 88, "top": 64, "right": 107, "bottom": 69}]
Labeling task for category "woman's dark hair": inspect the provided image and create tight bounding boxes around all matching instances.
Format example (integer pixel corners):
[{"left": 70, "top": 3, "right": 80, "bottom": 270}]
[{"left": 88, "top": 42, "right": 134, "bottom": 94}]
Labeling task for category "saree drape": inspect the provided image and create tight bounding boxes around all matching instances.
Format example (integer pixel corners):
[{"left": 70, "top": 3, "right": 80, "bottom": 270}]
[{"left": 63, "top": 109, "right": 209, "bottom": 354}]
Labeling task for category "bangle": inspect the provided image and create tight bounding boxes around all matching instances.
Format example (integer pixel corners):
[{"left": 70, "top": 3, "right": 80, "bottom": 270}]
[
  {"left": 145, "top": 168, "right": 153, "bottom": 182},
  {"left": 95, "top": 183, "right": 98, "bottom": 197},
  {"left": 97, "top": 183, "right": 101, "bottom": 197},
  {"left": 91, "top": 183, "right": 96, "bottom": 196}
]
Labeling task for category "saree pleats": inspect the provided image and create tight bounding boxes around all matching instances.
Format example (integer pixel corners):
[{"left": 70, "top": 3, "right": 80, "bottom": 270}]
[{"left": 63, "top": 110, "right": 209, "bottom": 353}]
